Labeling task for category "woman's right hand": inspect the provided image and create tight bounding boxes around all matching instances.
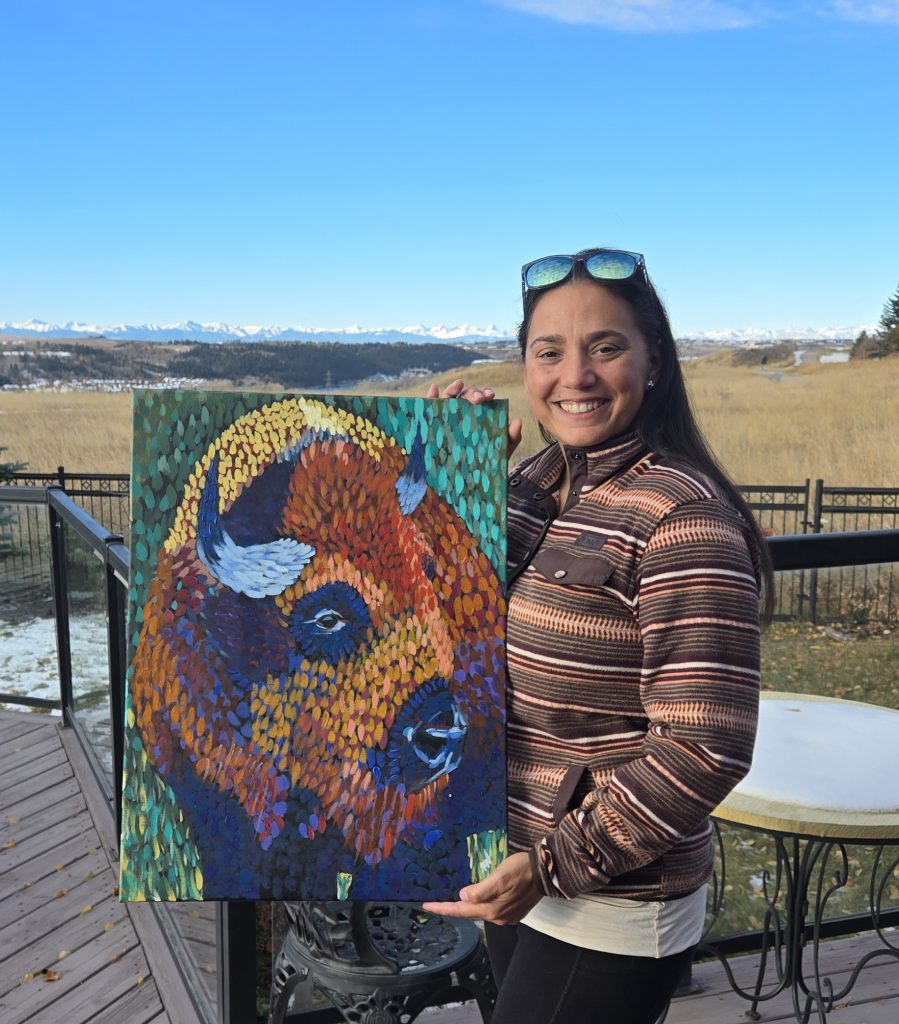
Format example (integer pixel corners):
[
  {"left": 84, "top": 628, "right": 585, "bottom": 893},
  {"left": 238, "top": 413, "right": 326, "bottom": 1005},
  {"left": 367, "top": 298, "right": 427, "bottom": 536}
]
[{"left": 426, "top": 378, "right": 523, "bottom": 457}]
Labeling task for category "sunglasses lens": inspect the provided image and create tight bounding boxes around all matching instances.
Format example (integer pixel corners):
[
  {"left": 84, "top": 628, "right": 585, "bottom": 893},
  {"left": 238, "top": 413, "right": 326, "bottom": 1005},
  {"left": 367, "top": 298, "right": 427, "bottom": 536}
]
[
  {"left": 584, "top": 251, "right": 638, "bottom": 281},
  {"left": 525, "top": 256, "right": 574, "bottom": 290}
]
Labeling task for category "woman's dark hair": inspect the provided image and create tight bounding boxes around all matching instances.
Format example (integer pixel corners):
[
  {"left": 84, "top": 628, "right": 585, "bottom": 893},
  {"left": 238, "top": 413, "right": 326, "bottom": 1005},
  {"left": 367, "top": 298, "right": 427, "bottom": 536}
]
[{"left": 517, "top": 254, "right": 774, "bottom": 619}]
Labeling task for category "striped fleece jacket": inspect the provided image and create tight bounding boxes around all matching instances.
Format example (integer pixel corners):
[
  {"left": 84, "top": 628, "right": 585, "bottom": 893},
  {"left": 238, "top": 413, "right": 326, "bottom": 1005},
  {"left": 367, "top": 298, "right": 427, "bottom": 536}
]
[{"left": 506, "top": 431, "right": 761, "bottom": 902}]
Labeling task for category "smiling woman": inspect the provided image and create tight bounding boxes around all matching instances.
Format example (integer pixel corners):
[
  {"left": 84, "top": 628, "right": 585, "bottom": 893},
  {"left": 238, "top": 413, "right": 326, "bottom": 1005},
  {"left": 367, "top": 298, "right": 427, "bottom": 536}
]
[
  {"left": 424, "top": 247, "right": 775, "bottom": 1024},
  {"left": 522, "top": 281, "right": 659, "bottom": 451}
]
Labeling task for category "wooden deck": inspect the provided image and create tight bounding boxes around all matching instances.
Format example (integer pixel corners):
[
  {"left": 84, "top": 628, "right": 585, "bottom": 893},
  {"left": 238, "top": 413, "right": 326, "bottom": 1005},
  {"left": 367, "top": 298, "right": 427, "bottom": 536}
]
[
  {"left": 0, "top": 709, "right": 203, "bottom": 1024},
  {"left": 3, "top": 706, "right": 898, "bottom": 1024}
]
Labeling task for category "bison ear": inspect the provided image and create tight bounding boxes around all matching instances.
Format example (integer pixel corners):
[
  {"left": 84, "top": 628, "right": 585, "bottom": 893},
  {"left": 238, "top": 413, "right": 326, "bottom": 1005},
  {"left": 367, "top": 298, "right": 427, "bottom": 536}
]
[
  {"left": 396, "top": 427, "right": 427, "bottom": 515},
  {"left": 196, "top": 454, "right": 315, "bottom": 598}
]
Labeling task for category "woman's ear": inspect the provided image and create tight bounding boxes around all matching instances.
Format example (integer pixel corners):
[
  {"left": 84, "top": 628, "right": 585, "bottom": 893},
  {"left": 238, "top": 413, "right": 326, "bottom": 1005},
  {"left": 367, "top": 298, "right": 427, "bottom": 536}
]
[{"left": 649, "top": 344, "right": 662, "bottom": 381}]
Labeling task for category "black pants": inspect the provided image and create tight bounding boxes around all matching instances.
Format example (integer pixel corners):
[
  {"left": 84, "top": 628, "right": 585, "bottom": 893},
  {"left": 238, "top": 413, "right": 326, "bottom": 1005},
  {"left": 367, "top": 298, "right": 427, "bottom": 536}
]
[{"left": 485, "top": 922, "right": 693, "bottom": 1024}]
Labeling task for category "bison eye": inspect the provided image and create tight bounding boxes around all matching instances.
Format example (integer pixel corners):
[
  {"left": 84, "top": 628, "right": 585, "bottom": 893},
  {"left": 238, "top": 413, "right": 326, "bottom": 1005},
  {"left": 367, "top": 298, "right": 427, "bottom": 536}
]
[
  {"left": 306, "top": 608, "right": 347, "bottom": 633},
  {"left": 288, "top": 581, "right": 371, "bottom": 665}
]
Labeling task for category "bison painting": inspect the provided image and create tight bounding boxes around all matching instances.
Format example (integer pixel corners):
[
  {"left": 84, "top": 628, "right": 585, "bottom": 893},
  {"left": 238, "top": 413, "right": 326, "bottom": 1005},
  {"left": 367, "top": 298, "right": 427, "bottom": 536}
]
[{"left": 122, "top": 394, "right": 507, "bottom": 900}]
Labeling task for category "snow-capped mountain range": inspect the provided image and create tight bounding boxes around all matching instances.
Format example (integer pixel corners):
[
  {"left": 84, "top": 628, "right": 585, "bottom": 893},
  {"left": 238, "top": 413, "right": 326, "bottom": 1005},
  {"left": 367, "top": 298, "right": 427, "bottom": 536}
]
[
  {"left": 0, "top": 319, "right": 875, "bottom": 345},
  {"left": 0, "top": 319, "right": 512, "bottom": 345}
]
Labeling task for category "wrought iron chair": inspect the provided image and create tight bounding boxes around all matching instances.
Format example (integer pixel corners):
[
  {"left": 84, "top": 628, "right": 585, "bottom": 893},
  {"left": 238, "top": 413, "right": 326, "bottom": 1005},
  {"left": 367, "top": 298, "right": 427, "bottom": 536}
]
[{"left": 268, "top": 901, "right": 495, "bottom": 1024}]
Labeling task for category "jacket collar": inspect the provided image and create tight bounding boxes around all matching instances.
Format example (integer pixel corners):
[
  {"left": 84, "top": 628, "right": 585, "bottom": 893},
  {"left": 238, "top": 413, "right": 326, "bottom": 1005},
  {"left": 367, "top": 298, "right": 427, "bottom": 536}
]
[{"left": 515, "top": 431, "right": 650, "bottom": 494}]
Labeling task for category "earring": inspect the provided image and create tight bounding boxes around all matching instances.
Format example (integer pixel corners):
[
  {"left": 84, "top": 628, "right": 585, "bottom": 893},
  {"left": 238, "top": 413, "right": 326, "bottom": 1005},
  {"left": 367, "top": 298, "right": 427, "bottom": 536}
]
[{"left": 646, "top": 379, "right": 655, "bottom": 390}]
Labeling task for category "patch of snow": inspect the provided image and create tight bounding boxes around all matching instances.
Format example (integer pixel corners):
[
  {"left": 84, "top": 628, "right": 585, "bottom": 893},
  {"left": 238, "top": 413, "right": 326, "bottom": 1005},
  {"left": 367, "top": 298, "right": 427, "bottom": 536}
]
[{"left": 0, "top": 612, "right": 113, "bottom": 777}]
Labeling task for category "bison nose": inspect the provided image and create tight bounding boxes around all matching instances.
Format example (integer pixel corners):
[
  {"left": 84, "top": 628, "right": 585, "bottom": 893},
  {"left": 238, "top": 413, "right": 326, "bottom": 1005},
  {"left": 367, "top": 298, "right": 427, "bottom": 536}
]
[
  {"left": 403, "top": 697, "right": 468, "bottom": 776},
  {"left": 381, "top": 682, "right": 468, "bottom": 793}
]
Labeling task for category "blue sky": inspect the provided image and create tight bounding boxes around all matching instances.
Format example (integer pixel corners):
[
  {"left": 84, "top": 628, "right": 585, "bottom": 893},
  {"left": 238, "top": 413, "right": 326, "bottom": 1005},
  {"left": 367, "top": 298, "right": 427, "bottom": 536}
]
[{"left": 2, "top": 0, "right": 897, "bottom": 334}]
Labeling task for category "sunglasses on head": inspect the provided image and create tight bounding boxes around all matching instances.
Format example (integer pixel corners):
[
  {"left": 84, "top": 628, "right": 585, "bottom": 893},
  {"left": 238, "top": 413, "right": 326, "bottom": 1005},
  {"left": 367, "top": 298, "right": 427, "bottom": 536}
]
[{"left": 521, "top": 249, "right": 647, "bottom": 305}]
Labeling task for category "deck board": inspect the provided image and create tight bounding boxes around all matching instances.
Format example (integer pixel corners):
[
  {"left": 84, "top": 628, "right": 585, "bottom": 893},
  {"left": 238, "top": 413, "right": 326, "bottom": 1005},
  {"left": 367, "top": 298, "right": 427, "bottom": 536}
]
[
  {"left": 88, "top": 980, "right": 169, "bottom": 1024},
  {"left": 0, "top": 772, "right": 83, "bottom": 828},
  {"left": 0, "top": 709, "right": 195, "bottom": 1024},
  {"left": 0, "top": 760, "right": 75, "bottom": 813},
  {"left": 0, "top": 734, "right": 65, "bottom": 775}
]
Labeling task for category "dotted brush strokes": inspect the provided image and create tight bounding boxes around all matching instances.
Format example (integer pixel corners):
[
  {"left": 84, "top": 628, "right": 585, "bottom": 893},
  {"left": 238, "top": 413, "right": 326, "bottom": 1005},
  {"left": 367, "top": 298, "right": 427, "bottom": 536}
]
[{"left": 120, "top": 391, "right": 508, "bottom": 902}]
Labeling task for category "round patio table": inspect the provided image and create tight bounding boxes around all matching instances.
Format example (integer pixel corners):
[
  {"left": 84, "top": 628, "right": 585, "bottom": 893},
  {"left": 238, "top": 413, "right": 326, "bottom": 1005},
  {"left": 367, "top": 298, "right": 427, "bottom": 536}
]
[{"left": 707, "top": 691, "right": 899, "bottom": 1024}]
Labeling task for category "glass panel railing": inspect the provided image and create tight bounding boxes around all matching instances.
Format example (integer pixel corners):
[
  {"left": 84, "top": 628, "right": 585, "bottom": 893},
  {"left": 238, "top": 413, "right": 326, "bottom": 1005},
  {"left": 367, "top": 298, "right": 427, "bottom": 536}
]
[
  {"left": 155, "top": 902, "right": 219, "bottom": 1024},
  {"left": 0, "top": 493, "right": 58, "bottom": 710},
  {"left": 61, "top": 518, "right": 114, "bottom": 783}
]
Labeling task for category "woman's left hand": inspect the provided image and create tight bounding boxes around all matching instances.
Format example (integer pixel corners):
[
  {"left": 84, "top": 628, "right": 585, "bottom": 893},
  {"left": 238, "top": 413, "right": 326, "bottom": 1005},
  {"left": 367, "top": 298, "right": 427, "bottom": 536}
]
[{"left": 422, "top": 852, "right": 541, "bottom": 925}]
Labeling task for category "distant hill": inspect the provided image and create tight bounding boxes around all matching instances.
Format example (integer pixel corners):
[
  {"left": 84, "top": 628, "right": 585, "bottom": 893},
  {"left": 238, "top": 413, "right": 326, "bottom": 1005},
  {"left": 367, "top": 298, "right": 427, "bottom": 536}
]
[
  {"left": 166, "top": 340, "right": 489, "bottom": 388},
  {"left": 0, "top": 337, "right": 500, "bottom": 390}
]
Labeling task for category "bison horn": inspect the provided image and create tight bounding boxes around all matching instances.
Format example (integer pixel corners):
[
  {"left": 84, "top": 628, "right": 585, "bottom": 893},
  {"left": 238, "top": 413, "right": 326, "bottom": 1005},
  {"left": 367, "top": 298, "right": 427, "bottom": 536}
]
[
  {"left": 396, "top": 426, "right": 427, "bottom": 515},
  {"left": 196, "top": 455, "right": 315, "bottom": 598}
]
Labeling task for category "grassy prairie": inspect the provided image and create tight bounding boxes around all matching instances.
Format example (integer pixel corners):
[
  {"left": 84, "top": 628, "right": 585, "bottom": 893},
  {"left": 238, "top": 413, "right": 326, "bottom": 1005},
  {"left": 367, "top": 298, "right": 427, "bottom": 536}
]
[
  {"left": 0, "top": 391, "right": 134, "bottom": 473},
  {"left": 378, "top": 354, "right": 899, "bottom": 485},
  {"left": 0, "top": 354, "right": 896, "bottom": 484},
  {"left": 682, "top": 356, "right": 898, "bottom": 486}
]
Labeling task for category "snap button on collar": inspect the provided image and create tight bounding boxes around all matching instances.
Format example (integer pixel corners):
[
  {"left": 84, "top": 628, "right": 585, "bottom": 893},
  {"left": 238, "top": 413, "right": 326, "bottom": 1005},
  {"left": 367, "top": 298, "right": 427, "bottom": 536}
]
[{"left": 553, "top": 569, "right": 567, "bottom": 579}]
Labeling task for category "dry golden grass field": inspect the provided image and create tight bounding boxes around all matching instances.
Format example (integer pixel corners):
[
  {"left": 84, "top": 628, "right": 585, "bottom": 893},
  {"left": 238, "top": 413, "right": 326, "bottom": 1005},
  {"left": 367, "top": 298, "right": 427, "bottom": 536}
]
[{"left": 1, "top": 354, "right": 897, "bottom": 485}]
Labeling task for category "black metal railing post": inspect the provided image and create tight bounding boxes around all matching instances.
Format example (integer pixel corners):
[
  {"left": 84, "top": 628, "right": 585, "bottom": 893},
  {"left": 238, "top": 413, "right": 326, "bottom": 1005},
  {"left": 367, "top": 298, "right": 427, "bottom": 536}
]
[
  {"left": 216, "top": 901, "right": 258, "bottom": 1024},
  {"left": 106, "top": 539, "right": 129, "bottom": 844},
  {"left": 797, "top": 478, "right": 811, "bottom": 620},
  {"left": 808, "top": 478, "right": 824, "bottom": 623},
  {"left": 47, "top": 485, "right": 75, "bottom": 721}
]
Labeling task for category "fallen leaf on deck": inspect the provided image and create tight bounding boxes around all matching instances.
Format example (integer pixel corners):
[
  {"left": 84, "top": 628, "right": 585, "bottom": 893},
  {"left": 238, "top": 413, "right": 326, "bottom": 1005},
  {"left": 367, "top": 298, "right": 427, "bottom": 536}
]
[
  {"left": 41, "top": 968, "right": 62, "bottom": 982},
  {"left": 56, "top": 864, "right": 64, "bottom": 871},
  {"left": 21, "top": 972, "right": 35, "bottom": 984},
  {"left": 136, "top": 974, "right": 146, "bottom": 985},
  {"left": 104, "top": 922, "right": 114, "bottom": 932},
  {"left": 112, "top": 885, "right": 119, "bottom": 896},
  {"left": 80, "top": 904, "right": 93, "bottom": 915},
  {"left": 58, "top": 950, "right": 69, "bottom": 960},
  {"left": 7, "top": 817, "right": 19, "bottom": 825},
  {"left": 84, "top": 870, "right": 95, "bottom": 881},
  {"left": 111, "top": 952, "right": 123, "bottom": 964},
  {"left": 4, "top": 839, "right": 15, "bottom": 849},
  {"left": 56, "top": 889, "right": 66, "bottom": 898}
]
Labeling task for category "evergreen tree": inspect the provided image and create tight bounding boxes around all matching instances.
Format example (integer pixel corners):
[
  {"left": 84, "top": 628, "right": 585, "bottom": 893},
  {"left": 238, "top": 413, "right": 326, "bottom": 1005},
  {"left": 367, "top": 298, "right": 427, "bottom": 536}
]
[
  {"left": 878, "top": 283, "right": 899, "bottom": 336},
  {"left": 0, "top": 447, "right": 26, "bottom": 559},
  {"left": 877, "top": 283, "right": 899, "bottom": 356}
]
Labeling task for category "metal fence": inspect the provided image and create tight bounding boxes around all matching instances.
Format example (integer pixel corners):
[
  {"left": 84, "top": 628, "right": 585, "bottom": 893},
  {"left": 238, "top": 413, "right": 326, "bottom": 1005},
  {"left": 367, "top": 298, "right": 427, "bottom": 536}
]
[
  {"left": 809, "top": 482, "right": 899, "bottom": 623},
  {"left": 739, "top": 482, "right": 812, "bottom": 620},
  {"left": 9, "top": 470, "right": 898, "bottom": 624},
  {"left": 738, "top": 481, "right": 898, "bottom": 622},
  {"left": 7, "top": 467, "right": 130, "bottom": 539}
]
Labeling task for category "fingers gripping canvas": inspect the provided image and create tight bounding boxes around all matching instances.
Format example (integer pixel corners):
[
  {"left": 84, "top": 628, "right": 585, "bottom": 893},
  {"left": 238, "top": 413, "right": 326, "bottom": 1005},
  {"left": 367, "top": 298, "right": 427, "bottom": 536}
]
[{"left": 121, "top": 391, "right": 507, "bottom": 901}]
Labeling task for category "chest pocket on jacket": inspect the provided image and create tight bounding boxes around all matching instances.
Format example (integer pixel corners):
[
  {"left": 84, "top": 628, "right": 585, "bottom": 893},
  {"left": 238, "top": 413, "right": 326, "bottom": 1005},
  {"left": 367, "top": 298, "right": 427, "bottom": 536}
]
[{"left": 530, "top": 545, "right": 615, "bottom": 587}]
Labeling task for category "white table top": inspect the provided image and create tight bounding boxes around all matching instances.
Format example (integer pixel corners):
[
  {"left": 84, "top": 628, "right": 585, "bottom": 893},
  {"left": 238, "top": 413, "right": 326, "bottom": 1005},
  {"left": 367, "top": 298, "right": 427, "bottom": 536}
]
[{"left": 712, "top": 691, "right": 899, "bottom": 841}]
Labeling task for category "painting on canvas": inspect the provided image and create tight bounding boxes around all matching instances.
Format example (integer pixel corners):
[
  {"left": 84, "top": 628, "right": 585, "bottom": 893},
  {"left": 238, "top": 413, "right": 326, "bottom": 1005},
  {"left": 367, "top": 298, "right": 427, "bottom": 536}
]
[{"left": 120, "top": 390, "right": 507, "bottom": 901}]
